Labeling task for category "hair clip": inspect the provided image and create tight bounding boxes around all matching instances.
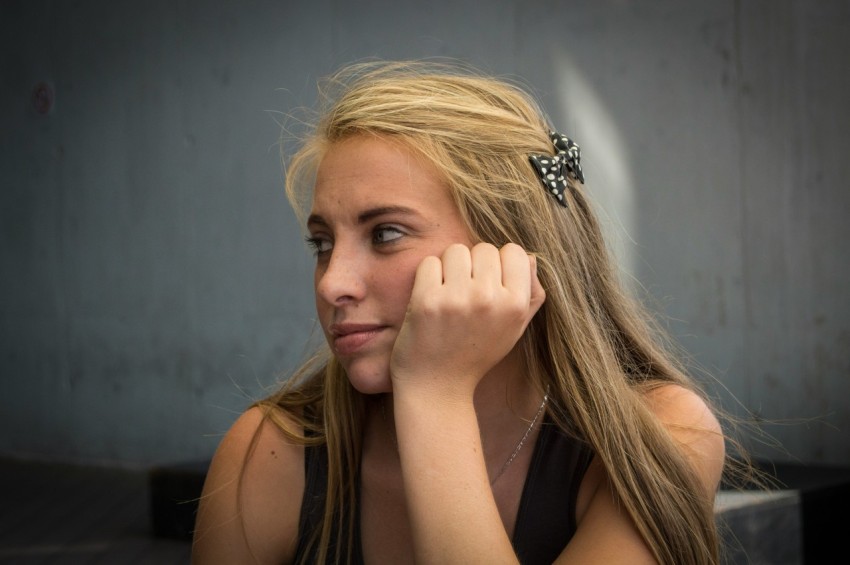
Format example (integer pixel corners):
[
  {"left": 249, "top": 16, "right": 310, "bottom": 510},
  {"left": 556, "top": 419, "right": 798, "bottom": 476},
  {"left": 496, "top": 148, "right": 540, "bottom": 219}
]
[{"left": 528, "top": 131, "right": 585, "bottom": 208}]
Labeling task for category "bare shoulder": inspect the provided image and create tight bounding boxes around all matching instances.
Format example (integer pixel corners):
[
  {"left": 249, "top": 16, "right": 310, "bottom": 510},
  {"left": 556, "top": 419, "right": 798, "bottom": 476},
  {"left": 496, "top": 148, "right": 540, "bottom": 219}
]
[
  {"left": 192, "top": 406, "right": 305, "bottom": 565},
  {"left": 643, "top": 383, "right": 726, "bottom": 493}
]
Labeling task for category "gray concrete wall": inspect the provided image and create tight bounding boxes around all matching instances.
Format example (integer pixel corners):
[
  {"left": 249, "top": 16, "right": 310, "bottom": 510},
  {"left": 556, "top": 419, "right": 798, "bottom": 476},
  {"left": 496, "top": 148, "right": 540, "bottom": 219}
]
[{"left": 1, "top": 0, "right": 848, "bottom": 467}]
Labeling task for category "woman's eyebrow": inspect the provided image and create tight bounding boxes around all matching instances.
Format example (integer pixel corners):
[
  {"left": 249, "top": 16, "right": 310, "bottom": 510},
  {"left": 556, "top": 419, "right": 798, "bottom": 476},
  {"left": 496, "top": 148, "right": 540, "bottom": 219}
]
[
  {"left": 306, "top": 214, "right": 328, "bottom": 229},
  {"left": 356, "top": 206, "right": 419, "bottom": 224},
  {"left": 307, "top": 206, "right": 421, "bottom": 229}
]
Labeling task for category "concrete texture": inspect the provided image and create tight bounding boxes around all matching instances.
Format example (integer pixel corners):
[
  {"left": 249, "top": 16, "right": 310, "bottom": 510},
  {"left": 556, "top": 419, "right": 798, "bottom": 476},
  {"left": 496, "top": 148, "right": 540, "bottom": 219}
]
[
  {"left": 716, "top": 490, "right": 802, "bottom": 564},
  {"left": 1, "top": 0, "right": 848, "bottom": 466}
]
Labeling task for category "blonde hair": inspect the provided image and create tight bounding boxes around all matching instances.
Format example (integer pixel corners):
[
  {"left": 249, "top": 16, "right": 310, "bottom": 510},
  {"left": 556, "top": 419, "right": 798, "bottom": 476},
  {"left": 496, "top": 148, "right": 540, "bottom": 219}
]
[{"left": 260, "top": 61, "right": 721, "bottom": 564}]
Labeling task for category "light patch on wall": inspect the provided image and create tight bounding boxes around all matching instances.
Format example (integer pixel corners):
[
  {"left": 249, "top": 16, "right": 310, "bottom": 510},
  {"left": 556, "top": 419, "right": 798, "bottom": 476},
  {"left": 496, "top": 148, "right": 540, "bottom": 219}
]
[{"left": 552, "top": 50, "right": 637, "bottom": 276}]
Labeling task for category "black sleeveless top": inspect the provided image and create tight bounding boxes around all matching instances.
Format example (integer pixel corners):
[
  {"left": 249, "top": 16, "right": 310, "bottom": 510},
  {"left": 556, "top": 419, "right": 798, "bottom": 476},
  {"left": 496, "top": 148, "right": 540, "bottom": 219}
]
[{"left": 294, "top": 415, "right": 594, "bottom": 564}]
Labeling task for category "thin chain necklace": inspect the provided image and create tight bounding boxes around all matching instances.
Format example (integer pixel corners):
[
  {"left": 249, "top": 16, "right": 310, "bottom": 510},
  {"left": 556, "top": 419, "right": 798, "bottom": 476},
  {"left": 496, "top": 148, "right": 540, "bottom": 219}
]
[
  {"left": 379, "top": 389, "right": 549, "bottom": 486},
  {"left": 489, "top": 388, "right": 549, "bottom": 486}
]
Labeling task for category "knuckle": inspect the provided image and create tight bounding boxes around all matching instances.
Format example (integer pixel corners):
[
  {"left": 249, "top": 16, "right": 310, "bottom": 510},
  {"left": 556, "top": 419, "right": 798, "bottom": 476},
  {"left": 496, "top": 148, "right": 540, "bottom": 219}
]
[
  {"left": 445, "top": 243, "right": 470, "bottom": 257},
  {"left": 506, "top": 296, "right": 528, "bottom": 318},
  {"left": 473, "top": 241, "right": 497, "bottom": 251},
  {"left": 418, "top": 255, "right": 440, "bottom": 272},
  {"left": 471, "top": 242, "right": 498, "bottom": 259},
  {"left": 469, "top": 286, "right": 497, "bottom": 309},
  {"left": 417, "top": 293, "right": 442, "bottom": 316},
  {"left": 444, "top": 294, "right": 469, "bottom": 316}
]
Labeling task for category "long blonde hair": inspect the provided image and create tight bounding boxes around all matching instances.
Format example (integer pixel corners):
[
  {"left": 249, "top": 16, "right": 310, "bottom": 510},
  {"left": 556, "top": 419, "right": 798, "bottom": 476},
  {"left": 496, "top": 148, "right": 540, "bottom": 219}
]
[{"left": 260, "top": 61, "right": 721, "bottom": 564}]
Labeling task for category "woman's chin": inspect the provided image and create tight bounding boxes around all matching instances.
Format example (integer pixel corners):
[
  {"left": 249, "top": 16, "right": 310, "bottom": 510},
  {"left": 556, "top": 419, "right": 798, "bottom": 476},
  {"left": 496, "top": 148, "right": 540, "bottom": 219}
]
[
  {"left": 348, "top": 375, "right": 393, "bottom": 395},
  {"left": 341, "top": 359, "right": 393, "bottom": 395}
]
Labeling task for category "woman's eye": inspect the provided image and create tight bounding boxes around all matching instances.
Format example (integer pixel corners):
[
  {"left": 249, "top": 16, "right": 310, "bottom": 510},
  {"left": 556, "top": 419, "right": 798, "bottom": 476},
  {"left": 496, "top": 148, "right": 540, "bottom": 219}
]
[
  {"left": 373, "top": 226, "right": 403, "bottom": 245},
  {"left": 305, "top": 236, "right": 333, "bottom": 255}
]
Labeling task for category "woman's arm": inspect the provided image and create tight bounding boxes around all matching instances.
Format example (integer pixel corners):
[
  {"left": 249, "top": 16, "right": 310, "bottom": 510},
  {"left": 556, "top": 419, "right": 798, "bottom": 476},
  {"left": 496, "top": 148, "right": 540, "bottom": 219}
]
[
  {"left": 392, "top": 391, "right": 518, "bottom": 563},
  {"left": 390, "top": 242, "right": 545, "bottom": 564},
  {"left": 191, "top": 406, "right": 304, "bottom": 565}
]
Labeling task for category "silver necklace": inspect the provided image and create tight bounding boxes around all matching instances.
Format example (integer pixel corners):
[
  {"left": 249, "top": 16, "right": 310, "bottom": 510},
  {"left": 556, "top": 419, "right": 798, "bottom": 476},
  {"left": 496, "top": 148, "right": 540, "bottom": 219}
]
[
  {"left": 489, "top": 389, "right": 549, "bottom": 486},
  {"left": 379, "top": 389, "right": 550, "bottom": 486}
]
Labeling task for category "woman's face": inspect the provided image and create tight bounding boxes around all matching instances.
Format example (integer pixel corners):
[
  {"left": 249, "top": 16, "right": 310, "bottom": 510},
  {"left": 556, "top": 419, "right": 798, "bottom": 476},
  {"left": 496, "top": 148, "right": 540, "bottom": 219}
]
[{"left": 308, "top": 135, "right": 474, "bottom": 394}]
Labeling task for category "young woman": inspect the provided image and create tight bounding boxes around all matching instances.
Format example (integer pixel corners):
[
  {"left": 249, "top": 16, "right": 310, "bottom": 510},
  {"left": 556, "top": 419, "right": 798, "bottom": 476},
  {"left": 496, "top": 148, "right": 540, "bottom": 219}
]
[{"left": 192, "top": 62, "right": 726, "bottom": 564}]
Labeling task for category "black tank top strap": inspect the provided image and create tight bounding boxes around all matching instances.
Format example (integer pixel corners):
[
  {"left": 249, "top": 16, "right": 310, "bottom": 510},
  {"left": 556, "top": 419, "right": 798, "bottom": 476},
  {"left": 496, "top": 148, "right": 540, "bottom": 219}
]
[
  {"left": 294, "top": 413, "right": 364, "bottom": 564},
  {"left": 293, "top": 420, "right": 326, "bottom": 563},
  {"left": 511, "top": 414, "right": 594, "bottom": 564},
  {"left": 295, "top": 436, "right": 328, "bottom": 563}
]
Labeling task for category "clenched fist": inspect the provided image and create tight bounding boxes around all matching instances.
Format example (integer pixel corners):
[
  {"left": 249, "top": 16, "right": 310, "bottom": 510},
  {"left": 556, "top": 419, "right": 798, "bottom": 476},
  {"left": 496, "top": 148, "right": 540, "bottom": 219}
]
[{"left": 389, "top": 242, "right": 546, "bottom": 399}]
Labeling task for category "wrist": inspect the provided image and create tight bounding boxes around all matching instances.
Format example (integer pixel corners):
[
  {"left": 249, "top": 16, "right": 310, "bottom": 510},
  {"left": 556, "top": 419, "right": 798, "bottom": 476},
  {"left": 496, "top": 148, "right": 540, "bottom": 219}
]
[
  {"left": 390, "top": 369, "right": 478, "bottom": 409},
  {"left": 390, "top": 387, "right": 483, "bottom": 480}
]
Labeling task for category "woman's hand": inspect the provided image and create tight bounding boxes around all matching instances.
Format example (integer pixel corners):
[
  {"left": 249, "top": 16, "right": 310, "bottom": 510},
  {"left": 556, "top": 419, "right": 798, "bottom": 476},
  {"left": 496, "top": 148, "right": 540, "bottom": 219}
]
[{"left": 389, "top": 242, "right": 546, "bottom": 400}]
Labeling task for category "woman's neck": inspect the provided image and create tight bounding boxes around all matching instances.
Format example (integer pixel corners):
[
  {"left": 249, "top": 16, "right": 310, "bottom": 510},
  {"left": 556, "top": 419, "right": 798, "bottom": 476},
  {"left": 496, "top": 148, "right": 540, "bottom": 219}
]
[{"left": 473, "top": 347, "right": 545, "bottom": 473}]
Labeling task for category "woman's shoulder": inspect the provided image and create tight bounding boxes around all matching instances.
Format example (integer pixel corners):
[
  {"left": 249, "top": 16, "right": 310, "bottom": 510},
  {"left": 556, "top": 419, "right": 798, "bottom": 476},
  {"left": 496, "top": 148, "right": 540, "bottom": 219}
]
[
  {"left": 642, "top": 384, "right": 723, "bottom": 444},
  {"left": 192, "top": 405, "right": 305, "bottom": 564},
  {"left": 642, "top": 383, "right": 726, "bottom": 493}
]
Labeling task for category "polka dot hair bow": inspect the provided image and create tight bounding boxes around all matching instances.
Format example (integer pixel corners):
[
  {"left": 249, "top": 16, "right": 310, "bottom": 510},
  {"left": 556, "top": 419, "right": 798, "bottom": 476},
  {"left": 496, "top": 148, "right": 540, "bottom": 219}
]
[{"left": 528, "top": 131, "right": 585, "bottom": 208}]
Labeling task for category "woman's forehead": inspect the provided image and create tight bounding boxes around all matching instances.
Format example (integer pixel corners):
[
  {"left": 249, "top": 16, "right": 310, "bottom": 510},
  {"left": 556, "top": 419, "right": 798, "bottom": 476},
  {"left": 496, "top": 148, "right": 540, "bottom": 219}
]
[{"left": 312, "top": 136, "right": 449, "bottom": 207}]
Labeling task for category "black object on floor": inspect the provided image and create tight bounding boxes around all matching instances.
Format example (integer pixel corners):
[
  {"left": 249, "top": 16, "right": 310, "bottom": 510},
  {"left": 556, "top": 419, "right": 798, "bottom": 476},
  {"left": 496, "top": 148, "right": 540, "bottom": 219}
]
[
  {"left": 730, "top": 460, "right": 850, "bottom": 564},
  {"left": 0, "top": 457, "right": 191, "bottom": 563},
  {"left": 148, "top": 460, "right": 209, "bottom": 541}
]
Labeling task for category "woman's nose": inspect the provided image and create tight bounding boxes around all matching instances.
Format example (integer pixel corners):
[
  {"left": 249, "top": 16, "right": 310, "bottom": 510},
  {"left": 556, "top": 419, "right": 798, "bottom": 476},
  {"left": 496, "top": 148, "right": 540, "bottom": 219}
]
[{"left": 315, "top": 248, "right": 367, "bottom": 306}]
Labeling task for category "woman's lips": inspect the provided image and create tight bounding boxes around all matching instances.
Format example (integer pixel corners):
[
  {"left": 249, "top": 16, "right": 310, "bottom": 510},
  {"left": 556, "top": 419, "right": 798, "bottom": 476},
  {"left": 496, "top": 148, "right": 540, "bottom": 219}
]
[{"left": 329, "top": 323, "right": 387, "bottom": 355}]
